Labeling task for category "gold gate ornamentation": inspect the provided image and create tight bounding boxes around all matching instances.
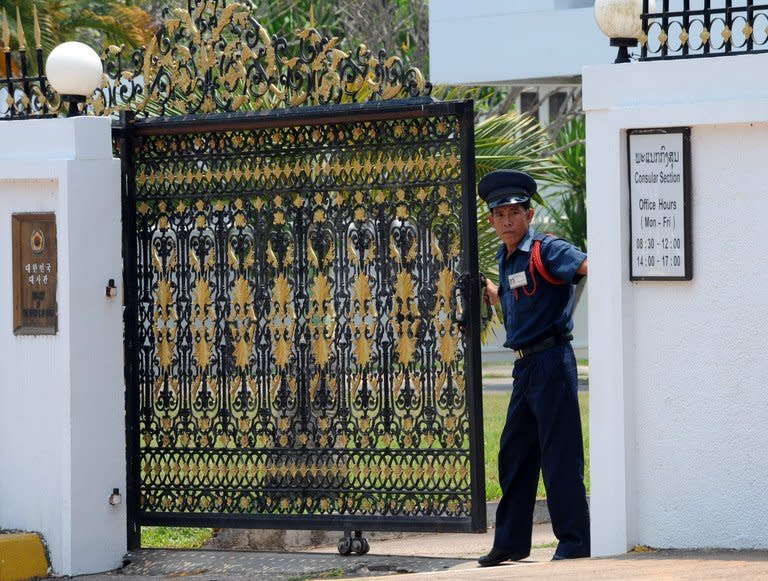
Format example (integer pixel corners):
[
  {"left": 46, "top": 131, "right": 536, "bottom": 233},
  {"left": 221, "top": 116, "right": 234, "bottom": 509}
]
[{"left": 128, "top": 107, "right": 483, "bottom": 532}]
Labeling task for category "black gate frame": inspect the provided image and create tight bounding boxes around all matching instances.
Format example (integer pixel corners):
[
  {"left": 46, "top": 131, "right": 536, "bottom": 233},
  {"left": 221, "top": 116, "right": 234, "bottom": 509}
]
[{"left": 116, "top": 98, "right": 485, "bottom": 549}]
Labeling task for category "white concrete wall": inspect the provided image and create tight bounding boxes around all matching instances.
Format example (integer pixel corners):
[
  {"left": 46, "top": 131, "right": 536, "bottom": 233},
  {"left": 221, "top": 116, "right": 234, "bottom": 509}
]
[
  {"left": 0, "top": 117, "right": 125, "bottom": 575},
  {"left": 584, "top": 53, "right": 768, "bottom": 555},
  {"left": 430, "top": 0, "right": 612, "bottom": 85}
]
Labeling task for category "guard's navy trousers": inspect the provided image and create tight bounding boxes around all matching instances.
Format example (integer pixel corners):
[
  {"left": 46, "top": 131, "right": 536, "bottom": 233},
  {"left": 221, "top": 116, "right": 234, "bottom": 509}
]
[{"left": 493, "top": 342, "right": 590, "bottom": 559}]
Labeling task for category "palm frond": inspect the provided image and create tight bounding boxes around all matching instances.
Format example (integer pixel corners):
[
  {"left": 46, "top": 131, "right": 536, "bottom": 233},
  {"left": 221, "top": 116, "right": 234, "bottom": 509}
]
[
  {"left": 538, "top": 116, "right": 587, "bottom": 251},
  {"left": 475, "top": 111, "right": 559, "bottom": 187},
  {"left": 430, "top": 84, "right": 501, "bottom": 112},
  {"left": 0, "top": 1, "right": 153, "bottom": 55},
  {"left": 67, "top": 6, "right": 153, "bottom": 47}
]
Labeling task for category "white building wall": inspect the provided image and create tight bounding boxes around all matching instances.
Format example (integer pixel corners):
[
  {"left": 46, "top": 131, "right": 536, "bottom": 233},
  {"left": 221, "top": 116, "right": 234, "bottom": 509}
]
[
  {"left": 584, "top": 53, "right": 768, "bottom": 555},
  {"left": 430, "top": 0, "right": 611, "bottom": 85},
  {"left": 0, "top": 117, "right": 125, "bottom": 575}
]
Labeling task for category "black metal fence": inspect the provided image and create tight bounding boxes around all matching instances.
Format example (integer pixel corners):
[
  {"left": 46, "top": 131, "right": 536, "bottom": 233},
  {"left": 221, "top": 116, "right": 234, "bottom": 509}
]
[
  {"left": 0, "top": 9, "right": 60, "bottom": 119},
  {"left": 1, "top": 1, "right": 431, "bottom": 121},
  {"left": 641, "top": 1, "right": 768, "bottom": 60}
]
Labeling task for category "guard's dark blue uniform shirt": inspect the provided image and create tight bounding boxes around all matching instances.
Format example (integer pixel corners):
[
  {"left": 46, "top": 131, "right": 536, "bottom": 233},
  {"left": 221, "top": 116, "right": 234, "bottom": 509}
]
[{"left": 497, "top": 227, "right": 586, "bottom": 349}]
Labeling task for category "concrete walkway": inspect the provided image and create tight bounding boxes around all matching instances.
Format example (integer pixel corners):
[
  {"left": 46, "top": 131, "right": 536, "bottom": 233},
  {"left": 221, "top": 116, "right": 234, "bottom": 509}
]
[
  {"left": 52, "top": 524, "right": 554, "bottom": 580},
  {"left": 49, "top": 364, "right": 768, "bottom": 580},
  {"left": 50, "top": 522, "right": 768, "bottom": 580},
  {"left": 371, "top": 549, "right": 768, "bottom": 580}
]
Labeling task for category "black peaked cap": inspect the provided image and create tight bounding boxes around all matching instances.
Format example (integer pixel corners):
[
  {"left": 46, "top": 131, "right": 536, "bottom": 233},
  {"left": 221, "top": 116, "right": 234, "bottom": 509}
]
[{"left": 478, "top": 170, "right": 537, "bottom": 209}]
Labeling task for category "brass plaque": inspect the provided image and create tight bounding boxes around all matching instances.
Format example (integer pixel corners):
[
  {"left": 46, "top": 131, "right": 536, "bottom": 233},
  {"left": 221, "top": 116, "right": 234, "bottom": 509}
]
[{"left": 12, "top": 213, "right": 58, "bottom": 335}]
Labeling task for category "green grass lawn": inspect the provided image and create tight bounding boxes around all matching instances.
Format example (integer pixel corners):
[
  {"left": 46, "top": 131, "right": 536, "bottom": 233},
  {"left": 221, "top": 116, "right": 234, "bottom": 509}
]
[
  {"left": 141, "top": 526, "right": 213, "bottom": 548},
  {"left": 483, "top": 391, "right": 589, "bottom": 501}
]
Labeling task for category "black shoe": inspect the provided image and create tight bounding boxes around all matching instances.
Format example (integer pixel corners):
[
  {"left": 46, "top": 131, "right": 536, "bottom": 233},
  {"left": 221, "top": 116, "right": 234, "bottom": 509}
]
[
  {"left": 477, "top": 547, "right": 528, "bottom": 567},
  {"left": 552, "top": 552, "right": 589, "bottom": 561}
]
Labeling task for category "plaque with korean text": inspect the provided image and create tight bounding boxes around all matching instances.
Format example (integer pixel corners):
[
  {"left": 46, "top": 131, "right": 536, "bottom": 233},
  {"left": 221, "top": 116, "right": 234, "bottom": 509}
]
[
  {"left": 627, "top": 127, "right": 692, "bottom": 281},
  {"left": 12, "top": 213, "right": 58, "bottom": 334}
]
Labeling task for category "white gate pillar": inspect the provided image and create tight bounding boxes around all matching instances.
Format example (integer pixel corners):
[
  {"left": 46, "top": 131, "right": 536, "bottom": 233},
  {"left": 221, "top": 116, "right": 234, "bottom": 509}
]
[
  {"left": 0, "top": 116, "right": 125, "bottom": 575},
  {"left": 585, "top": 53, "right": 768, "bottom": 556}
]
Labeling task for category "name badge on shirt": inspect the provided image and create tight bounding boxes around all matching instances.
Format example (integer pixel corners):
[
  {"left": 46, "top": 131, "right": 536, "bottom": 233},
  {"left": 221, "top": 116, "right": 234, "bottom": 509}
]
[{"left": 508, "top": 271, "right": 528, "bottom": 289}]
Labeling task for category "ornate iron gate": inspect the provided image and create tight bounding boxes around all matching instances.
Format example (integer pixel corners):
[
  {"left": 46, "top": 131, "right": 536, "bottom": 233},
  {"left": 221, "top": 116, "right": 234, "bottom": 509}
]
[
  {"left": 0, "top": 0, "right": 485, "bottom": 552},
  {"left": 120, "top": 100, "right": 485, "bottom": 546}
]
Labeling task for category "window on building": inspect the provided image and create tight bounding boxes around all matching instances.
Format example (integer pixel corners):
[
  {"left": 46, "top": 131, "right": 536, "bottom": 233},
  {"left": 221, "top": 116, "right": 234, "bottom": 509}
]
[
  {"left": 548, "top": 91, "right": 569, "bottom": 123},
  {"left": 520, "top": 91, "right": 539, "bottom": 122}
]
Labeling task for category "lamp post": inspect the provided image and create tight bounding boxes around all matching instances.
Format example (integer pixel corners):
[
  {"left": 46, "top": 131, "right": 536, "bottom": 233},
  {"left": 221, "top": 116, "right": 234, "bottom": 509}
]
[
  {"left": 594, "top": 0, "right": 654, "bottom": 64},
  {"left": 45, "top": 41, "right": 103, "bottom": 117}
]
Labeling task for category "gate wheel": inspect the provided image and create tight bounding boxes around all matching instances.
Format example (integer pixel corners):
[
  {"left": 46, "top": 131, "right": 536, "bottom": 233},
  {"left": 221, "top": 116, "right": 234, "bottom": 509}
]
[
  {"left": 351, "top": 530, "right": 370, "bottom": 555},
  {"left": 338, "top": 531, "right": 370, "bottom": 555},
  {"left": 337, "top": 537, "right": 353, "bottom": 555}
]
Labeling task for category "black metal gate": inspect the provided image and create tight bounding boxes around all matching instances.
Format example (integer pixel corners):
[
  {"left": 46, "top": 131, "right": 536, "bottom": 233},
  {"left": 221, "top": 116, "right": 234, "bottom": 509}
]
[
  {"left": 119, "top": 99, "right": 485, "bottom": 547},
  {"left": 0, "top": 0, "right": 485, "bottom": 553}
]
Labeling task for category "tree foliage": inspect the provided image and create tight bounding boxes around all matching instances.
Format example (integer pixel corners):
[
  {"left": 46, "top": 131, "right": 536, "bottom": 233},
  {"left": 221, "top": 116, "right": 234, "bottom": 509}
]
[
  {"left": 140, "top": 0, "right": 429, "bottom": 73},
  {"left": 536, "top": 116, "right": 587, "bottom": 309},
  {"left": 337, "top": 0, "right": 428, "bottom": 75},
  {"left": 539, "top": 116, "right": 587, "bottom": 253},
  {"left": 0, "top": 1, "right": 153, "bottom": 58}
]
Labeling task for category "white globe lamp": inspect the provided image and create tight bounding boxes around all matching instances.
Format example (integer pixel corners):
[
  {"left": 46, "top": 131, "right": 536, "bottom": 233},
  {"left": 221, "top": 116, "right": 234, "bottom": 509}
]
[
  {"left": 45, "top": 41, "right": 103, "bottom": 116},
  {"left": 594, "top": 0, "right": 655, "bottom": 63}
]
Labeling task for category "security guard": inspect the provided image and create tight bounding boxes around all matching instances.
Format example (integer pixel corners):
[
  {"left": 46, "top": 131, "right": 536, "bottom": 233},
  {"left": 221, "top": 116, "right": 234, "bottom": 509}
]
[{"left": 477, "top": 169, "right": 590, "bottom": 566}]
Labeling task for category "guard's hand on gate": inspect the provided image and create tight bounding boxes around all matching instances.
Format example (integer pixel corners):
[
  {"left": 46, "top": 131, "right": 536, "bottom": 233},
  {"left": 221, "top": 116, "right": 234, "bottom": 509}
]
[{"left": 484, "top": 277, "right": 500, "bottom": 306}]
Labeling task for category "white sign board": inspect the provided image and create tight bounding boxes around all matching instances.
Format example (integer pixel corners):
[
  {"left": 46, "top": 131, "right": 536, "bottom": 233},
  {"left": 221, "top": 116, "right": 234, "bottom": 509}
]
[{"left": 627, "top": 128, "right": 692, "bottom": 280}]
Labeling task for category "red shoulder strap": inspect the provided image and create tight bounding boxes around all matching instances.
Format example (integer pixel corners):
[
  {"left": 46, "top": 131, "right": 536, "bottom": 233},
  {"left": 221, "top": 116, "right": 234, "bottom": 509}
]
[{"left": 531, "top": 239, "right": 566, "bottom": 286}]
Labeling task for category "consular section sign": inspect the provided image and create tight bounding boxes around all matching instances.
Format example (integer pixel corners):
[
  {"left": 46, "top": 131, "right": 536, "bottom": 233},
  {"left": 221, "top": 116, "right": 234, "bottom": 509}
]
[{"left": 627, "top": 127, "right": 692, "bottom": 280}]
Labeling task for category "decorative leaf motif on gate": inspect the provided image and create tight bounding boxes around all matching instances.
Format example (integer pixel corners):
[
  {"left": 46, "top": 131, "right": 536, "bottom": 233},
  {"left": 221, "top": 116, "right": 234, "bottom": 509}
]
[
  {"left": 230, "top": 276, "right": 255, "bottom": 370},
  {"left": 434, "top": 268, "right": 459, "bottom": 364},
  {"left": 191, "top": 278, "right": 214, "bottom": 368},
  {"left": 89, "top": 0, "right": 430, "bottom": 118},
  {"left": 309, "top": 275, "right": 335, "bottom": 366},
  {"left": 391, "top": 270, "right": 420, "bottom": 366},
  {"left": 270, "top": 273, "right": 294, "bottom": 368},
  {"left": 351, "top": 272, "right": 376, "bottom": 366}
]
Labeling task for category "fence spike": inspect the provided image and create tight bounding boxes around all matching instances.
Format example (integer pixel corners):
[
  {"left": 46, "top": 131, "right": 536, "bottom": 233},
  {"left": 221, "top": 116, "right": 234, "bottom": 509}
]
[
  {"left": 15, "top": 5, "right": 26, "bottom": 51},
  {"left": 33, "top": 5, "right": 41, "bottom": 49},
  {"left": 2, "top": 9, "right": 10, "bottom": 51}
]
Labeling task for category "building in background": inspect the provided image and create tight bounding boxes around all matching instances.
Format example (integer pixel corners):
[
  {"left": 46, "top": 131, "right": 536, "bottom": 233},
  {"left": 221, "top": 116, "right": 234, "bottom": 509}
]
[
  {"left": 437, "top": 0, "right": 768, "bottom": 555},
  {"left": 430, "top": 1, "right": 611, "bottom": 86},
  {"left": 430, "top": 1, "right": 611, "bottom": 359}
]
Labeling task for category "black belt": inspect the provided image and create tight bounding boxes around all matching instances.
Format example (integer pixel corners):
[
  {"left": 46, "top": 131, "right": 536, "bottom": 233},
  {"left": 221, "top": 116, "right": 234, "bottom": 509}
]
[{"left": 513, "top": 334, "right": 573, "bottom": 360}]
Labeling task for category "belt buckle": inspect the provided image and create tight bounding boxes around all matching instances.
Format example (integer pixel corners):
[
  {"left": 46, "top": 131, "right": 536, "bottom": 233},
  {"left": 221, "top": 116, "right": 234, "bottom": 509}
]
[{"left": 513, "top": 348, "right": 525, "bottom": 359}]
